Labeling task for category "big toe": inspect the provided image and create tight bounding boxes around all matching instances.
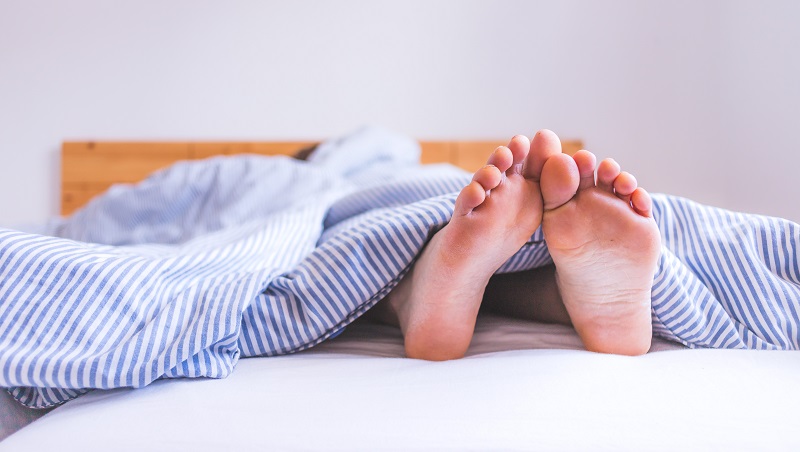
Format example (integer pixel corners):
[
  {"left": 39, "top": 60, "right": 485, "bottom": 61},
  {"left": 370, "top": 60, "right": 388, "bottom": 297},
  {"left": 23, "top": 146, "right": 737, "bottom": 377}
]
[
  {"left": 540, "top": 153, "right": 580, "bottom": 210},
  {"left": 523, "top": 129, "right": 562, "bottom": 181}
]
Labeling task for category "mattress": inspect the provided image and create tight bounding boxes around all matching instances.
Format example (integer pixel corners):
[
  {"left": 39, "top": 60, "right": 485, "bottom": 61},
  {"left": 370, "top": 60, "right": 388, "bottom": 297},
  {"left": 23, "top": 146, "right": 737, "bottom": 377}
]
[{"left": 2, "top": 314, "right": 798, "bottom": 451}]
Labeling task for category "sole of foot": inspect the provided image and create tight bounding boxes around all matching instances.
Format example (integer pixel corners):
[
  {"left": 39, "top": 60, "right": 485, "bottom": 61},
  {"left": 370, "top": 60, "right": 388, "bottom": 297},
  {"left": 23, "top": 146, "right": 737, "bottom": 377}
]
[
  {"left": 390, "top": 130, "right": 563, "bottom": 360},
  {"left": 540, "top": 149, "right": 661, "bottom": 356}
]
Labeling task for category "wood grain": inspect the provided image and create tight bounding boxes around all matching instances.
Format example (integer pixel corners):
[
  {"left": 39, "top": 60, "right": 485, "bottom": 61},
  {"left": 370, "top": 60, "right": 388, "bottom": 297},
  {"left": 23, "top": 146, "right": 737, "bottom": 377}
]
[{"left": 61, "top": 139, "right": 583, "bottom": 215}]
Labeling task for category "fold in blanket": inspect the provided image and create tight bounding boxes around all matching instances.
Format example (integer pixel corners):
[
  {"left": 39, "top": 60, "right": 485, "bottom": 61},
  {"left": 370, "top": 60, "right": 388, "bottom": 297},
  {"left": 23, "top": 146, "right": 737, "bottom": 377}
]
[{"left": 1, "top": 127, "right": 799, "bottom": 408}]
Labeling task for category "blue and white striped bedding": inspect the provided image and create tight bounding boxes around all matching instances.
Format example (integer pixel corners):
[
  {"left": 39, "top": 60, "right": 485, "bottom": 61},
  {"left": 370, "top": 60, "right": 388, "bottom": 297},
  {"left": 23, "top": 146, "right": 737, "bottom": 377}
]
[{"left": 1, "top": 127, "right": 799, "bottom": 408}]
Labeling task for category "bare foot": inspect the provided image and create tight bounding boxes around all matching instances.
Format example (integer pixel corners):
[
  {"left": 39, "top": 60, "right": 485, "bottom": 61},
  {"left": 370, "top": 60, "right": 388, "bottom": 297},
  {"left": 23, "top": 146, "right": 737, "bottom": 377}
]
[
  {"left": 386, "top": 131, "right": 562, "bottom": 360},
  {"left": 540, "top": 150, "right": 661, "bottom": 356}
]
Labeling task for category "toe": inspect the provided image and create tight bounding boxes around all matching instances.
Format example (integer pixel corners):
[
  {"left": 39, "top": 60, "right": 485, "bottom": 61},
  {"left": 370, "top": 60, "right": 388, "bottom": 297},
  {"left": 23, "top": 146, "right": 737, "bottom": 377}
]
[
  {"left": 596, "top": 159, "right": 621, "bottom": 192},
  {"left": 613, "top": 171, "right": 638, "bottom": 204},
  {"left": 523, "top": 129, "right": 562, "bottom": 181},
  {"left": 472, "top": 165, "right": 503, "bottom": 191},
  {"left": 540, "top": 153, "right": 580, "bottom": 211},
  {"left": 613, "top": 171, "right": 638, "bottom": 196},
  {"left": 573, "top": 150, "right": 597, "bottom": 190},
  {"left": 630, "top": 187, "right": 653, "bottom": 218},
  {"left": 506, "top": 135, "right": 531, "bottom": 175},
  {"left": 487, "top": 146, "right": 514, "bottom": 173},
  {"left": 454, "top": 181, "right": 486, "bottom": 216}
]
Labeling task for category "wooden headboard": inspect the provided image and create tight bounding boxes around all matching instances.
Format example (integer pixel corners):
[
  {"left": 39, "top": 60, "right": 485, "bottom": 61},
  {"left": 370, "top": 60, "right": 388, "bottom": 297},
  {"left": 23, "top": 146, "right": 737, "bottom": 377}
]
[{"left": 61, "top": 139, "right": 583, "bottom": 215}]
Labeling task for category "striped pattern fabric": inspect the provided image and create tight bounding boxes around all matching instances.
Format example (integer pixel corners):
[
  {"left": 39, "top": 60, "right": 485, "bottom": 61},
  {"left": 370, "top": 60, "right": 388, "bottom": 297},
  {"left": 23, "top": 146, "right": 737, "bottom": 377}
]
[
  {"left": 2, "top": 130, "right": 799, "bottom": 408},
  {"left": 650, "top": 195, "right": 800, "bottom": 349}
]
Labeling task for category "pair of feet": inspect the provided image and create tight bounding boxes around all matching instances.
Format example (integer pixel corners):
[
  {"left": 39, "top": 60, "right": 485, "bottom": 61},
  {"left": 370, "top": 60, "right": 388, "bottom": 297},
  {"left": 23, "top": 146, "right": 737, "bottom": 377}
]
[{"left": 384, "top": 130, "right": 661, "bottom": 360}]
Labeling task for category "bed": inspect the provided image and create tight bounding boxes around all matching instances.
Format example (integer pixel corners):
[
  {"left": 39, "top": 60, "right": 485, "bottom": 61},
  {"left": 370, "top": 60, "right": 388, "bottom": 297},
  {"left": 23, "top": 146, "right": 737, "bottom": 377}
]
[
  {"left": 2, "top": 133, "right": 799, "bottom": 450},
  {"left": 58, "top": 138, "right": 585, "bottom": 216}
]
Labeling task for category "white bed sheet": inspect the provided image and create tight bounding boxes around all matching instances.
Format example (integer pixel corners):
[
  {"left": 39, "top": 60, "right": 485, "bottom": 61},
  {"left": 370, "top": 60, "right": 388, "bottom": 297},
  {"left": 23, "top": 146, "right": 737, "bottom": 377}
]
[{"left": 2, "top": 315, "right": 798, "bottom": 451}]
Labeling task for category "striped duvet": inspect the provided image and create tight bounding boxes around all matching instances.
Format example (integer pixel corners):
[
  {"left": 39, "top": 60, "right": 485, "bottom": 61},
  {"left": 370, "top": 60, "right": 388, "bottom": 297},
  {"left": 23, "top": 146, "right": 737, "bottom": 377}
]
[{"left": 1, "top": 127, "right": 798, "bottom": 408}]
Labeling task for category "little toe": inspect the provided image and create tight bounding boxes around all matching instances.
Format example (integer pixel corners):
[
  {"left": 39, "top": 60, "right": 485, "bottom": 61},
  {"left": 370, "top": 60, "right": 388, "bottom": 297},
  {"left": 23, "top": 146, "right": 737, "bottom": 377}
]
[
  {"left": 486, "top": 146, "right": 514, "bottom": 173},
  {"left": 540, "top": 153, "right": 580, "bottom": 211},
  {"left": 523, "top": 129, "right": 563, "bottom": 181},
  {"left": 573, "top": 150, "right": 597, "bottom": 190},
  {"left": 506, "top": 135, "right": 531, "bottom": 175},
  {"left": 596, "top": 159, "right": 621, "bottom": 192},
  {"left": 630, "top": 187, "right": 653, "bottom": 218},
  {"left": 472, "top": 165, "right": 503, "bottom": 191},
  {"left": 454, "top": 181, "right": 487, "bottom": 216}
]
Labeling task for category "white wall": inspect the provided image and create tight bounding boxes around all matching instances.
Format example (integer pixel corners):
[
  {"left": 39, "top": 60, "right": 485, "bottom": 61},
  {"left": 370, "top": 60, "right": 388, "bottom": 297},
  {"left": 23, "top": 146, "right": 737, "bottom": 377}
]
[{"left": 1, "top": 0, "right": 799, "bottom": 225}]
